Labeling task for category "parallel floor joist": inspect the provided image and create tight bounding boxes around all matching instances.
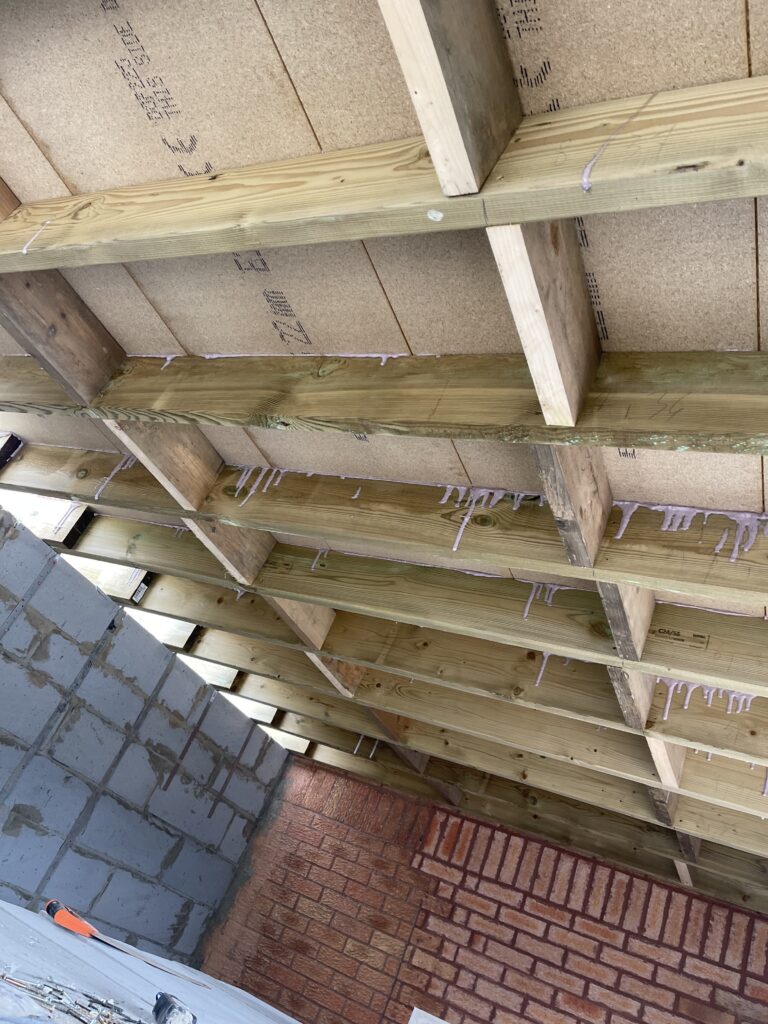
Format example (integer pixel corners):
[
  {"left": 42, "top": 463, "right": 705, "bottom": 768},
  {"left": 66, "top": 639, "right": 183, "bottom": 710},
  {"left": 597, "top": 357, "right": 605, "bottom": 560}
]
[
  {"left": 198, "top": 681, "right": 768, "bottom": 906},
  {"left": 5, "top": 444, "right": 768, "bottom": 606},
  {"left": 89, "top": 568, "right": 768, "bottom": 771},
  {"left": 0, "top": 76, "right": 766, "bottom": 271},
  {"left": 9, "top": 352, "right": 768, "bottom": 453},
  {"left": 46, "top": 521, "right": 768, "bottom": 699},
  {"left": 228, "top": 666, "right": 768, "bottom": 832},
  {"left": 49, "top": 548, "right": 768, "bottom": 852},
  {"left": 289, "top": 719, "right": 768, "bottom": 909}
]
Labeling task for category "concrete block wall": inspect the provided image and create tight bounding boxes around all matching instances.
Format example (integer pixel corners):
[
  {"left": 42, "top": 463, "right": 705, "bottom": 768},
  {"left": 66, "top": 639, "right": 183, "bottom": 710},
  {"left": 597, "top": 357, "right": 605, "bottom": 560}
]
[{"left": 0, "top": 509, "right": 288, "bottom": 961}]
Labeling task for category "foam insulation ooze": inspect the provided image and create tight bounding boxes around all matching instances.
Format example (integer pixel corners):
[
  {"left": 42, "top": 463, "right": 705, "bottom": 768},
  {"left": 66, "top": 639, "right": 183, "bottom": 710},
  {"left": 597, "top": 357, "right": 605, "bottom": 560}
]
[{"left": 0, "top": 0, "right": 763, "bottom": 508}]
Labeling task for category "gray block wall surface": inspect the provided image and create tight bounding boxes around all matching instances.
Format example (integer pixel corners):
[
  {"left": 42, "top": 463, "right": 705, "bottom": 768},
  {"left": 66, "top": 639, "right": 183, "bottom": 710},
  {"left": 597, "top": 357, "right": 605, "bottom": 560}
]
[{"left": 0, "top": 509, "right": 288, "bottom": 962}]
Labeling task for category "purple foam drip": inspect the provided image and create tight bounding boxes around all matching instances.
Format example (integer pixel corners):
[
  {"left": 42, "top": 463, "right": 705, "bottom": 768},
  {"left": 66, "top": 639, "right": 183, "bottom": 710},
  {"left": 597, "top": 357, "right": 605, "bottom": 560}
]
[
  {"left": 52, "top": 500, "right": 79, "bottom": 536},
  {"left": 310, "top": 549, "right": 328, "bottom": 572},
  {"left": 521, "top": 580, "right": 577, "bottom": 620},
  {"left": 657, "top": 676, "right": 756, "bottom": 722},
  {"left": 534, "top": 651, "right": 550, "bottom": 687},
  {"left": 94, "top": 454, "right": 136, "bottom": 501},
  {"left": 440, "top": 486, "right": 509, "bottom": 552},
  {"left": 352, "top": 487, "right": 362, "bottom": 500},
  {"left": 614, "top": 501, "right": 768, "bottom": 563},
  {"left": 763, "top": 769, "right": 768, "bottom": 797}
]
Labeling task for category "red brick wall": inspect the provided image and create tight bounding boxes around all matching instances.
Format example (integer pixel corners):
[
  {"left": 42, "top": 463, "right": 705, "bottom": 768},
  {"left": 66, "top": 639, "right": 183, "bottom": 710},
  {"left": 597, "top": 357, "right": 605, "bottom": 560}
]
[{"left": 202, "top": 760, "right": 768, "bottom": 1024}]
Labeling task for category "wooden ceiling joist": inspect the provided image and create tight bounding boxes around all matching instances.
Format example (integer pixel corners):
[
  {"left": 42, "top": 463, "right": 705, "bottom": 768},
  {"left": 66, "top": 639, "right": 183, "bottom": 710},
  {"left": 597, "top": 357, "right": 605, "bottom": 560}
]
[
  {"left": 88, "top": 570, "right": 766, "bottom": 772},
  {"left": 0, "top": 76, "right": 765, "bottom": 272},
  {"left": 0, "top": 178, "right": 276, "bottom": 585},
  {"left": 5, "top": 444, "right": 768, "bottom": 609},
  {"left": 43, "top": 520, "right": 768, "bottom": 699},
  {"left": 195, "top": 692, "right": 768, "bottom": 913},
  {"left": 7, "top": 352, "right": 768, "bottom": 454}
]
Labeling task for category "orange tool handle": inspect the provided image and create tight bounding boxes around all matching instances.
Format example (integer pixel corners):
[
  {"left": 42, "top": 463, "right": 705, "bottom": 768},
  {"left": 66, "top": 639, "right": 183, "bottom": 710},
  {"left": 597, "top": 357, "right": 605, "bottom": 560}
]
[{"left": 45, "top": 899, "right": 98, "bottom": 938}]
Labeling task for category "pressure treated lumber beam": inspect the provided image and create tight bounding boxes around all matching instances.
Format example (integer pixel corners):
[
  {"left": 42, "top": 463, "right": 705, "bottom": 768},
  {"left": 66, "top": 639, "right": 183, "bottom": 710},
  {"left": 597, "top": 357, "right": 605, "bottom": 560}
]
[
  {"left": 377, "top": 0, "right": 521, "bottom": 195},
  {"left": 0, "top": 188, "right": 275, "bottom": 587},
  {"left": 53, "top": 524, "right": 768, "bottom": 698},
  {"left": 121, "top": 574, "right": 625, "bottom": 729},
  {"left": 0, "top": 77, "right": 766, "bottom": 271},
  {"left": 488, "top": 221, "right": 599, "bottom": 426},
  {"left": 234, "top": 658, "right": 768, "bottom": 832},
  {"left": 527, "top": 440, "right": 675, "bottom": 849},
  {"left": 234, "top": 666, "right": 658, "bottom": 787},
  {"left": 10, "top": 352, "right": 768, "bottom": 454},
  {"left": 0, "top": 188, "right": 123, "bottom": 404},
  {"left": 110, "top": 571, "right": 768, "bottom": 771},
  {"left": 381, "top": 0, "right": 599, "bottom": 438},
  {"left": 0, "top": 271, "right": 124, "bottom": 404},
  {"left": 9, "top": 443, "right": 768, "bottom": 606}
]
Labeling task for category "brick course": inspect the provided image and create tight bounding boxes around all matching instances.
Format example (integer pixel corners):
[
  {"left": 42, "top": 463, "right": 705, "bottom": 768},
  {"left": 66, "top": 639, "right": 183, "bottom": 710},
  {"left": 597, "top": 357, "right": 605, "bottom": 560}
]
[{"left": 202, "top": 761, "right": 768, "bottom": 1023}]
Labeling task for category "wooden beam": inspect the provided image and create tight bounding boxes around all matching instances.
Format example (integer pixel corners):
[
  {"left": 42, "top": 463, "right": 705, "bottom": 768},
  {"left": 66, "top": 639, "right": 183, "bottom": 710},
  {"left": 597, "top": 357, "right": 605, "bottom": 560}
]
[
  {"left": 0, "top": 177, "right": 122, "bottom": 403},
  {"left": 0, "top": 202, "right": 275, "bottom": 587},
  {"left": 488, "top": 221, "right": 599, "bottom": 425},
  {"left": 9, "top": 351, "right": 768, "bottom": 453},
  {"left": 597, "top": 581, "right": 655, "bottom": 661},
  {"left": 262, "top": 595, "right": 335, "bottom": 650},
  {"left": 533, "top": 446, "right": 610, "bottom": 566},
  {"left": 0, "top": 271, "right": 124, "bottom": 404},
  {"left": 10, "top": 443, "right": 768, "bottom": 607},
  {"left": 305, "top": 653, "right": 365, "bottom": 697},
  {"left": 126, "top": 574, "right": 768, "bottom": 773},
  {"left": 52, "top": 525, "right": 768, "bottom": 698},
  {"left": 605, "top": 668, "right": 655, "bottom": 731},
  {"left": 0, "top": 180, "right": 18, "bottom": 220},
  {"left": 0, "top": 77, "right": 766, "bottom": 271},
  {"left": 377, "top": 0, "right": 521, "bottom": 195}
]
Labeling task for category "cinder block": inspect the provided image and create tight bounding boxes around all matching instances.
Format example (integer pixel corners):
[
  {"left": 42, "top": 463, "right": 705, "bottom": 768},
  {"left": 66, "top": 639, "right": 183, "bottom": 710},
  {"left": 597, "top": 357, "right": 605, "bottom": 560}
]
[
  {"left": 100, "top": 616, "right": 173, "bottom": 696},
  {"left": 46, "top": 849, "right": 112, "bottom": 913},
  {"left": 0, "top": 824, "right": 60, "bottom": 890},
  {"left": 149, "top": 773, "right": 233, "bottom": 848},
  {"left": 31, "top": 632, "right": 92, "bottom": 689},
  {"left": 137, "top": 705, "right": 190, "bottom": 759},
  {"left": 93, "top": 871, "right": 190, "bottom": 944},
  {"left": 199, "top": 693, "right": 253, "bottom": 757},
  {"left": 180, "top": 738, "right": 218, "bottom": 787},
  {"left": 78, "top": 796, "right": 180, "bottom": 877},
  {"left": 27, "top": 559, "right": 115, "bottom": 644},
  {"left": 0, "top": 656, "right": 63, "bottom": 744},
  {"left": 255, "top": 739, "right": 288, "bottom": 788},
  {"left": 49, "top": 707, "right": 124, "bottom": 784},
  {"left": 0, "top": 516, "right": 54, "bottom": 605},
  {"left": 77, "top": 665, "right": 147, "bottom": 730},
  {"left": 174, "top": 902, "right": 213, "bottom": 957},
  {"left": 222, "top": 769, "right": 267, "bottom": 820},
  {"left": 157, "top": 661, "right": 208, "bottom": 719},
  {"left": 218, "top": 812, "right": 254, "bottom": 864},
  {"left": 108, "top": 743, "right": 168, "bottom": 807},
  {"left": 4, "top": 755, "right": 92, "bottom": 835},
  {"left": 162, "top": 838, "right": 236, "bottom": 906}
]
